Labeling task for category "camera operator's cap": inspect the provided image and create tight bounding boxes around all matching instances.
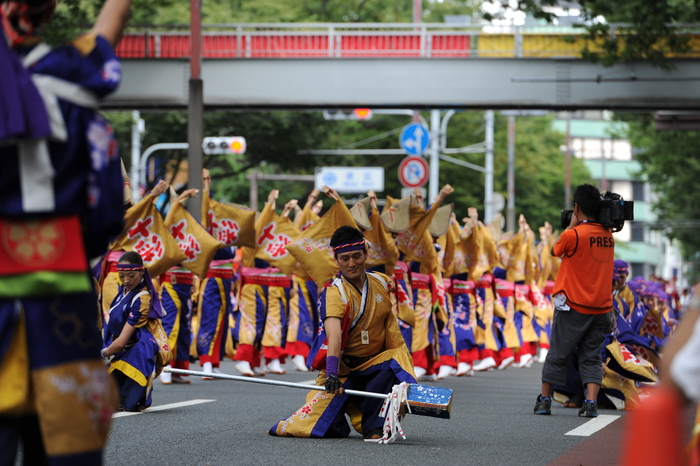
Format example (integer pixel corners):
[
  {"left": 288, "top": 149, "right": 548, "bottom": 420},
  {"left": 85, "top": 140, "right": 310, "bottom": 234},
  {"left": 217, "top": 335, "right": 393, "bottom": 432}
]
[
  {"left": 428, "top": 204, "right": 454, "bottom": 238},
  {"left": 381, "top": 195, "right": 411, "bottom": 233},
  {"left": 349, "top": 197, "right": 372, "bottom": 231}
]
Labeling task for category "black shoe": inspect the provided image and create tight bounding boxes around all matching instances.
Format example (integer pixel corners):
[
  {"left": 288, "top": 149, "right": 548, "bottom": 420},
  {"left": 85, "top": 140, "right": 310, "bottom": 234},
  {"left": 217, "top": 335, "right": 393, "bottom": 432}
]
[
  {"left": 363, "top": 428, "right": 383, "bottom": 440},
  {"left": 578, "top": 401, "right": 598, "bottom": 418},
  {"left": 533, "top": 395, "right": 551, "bottom": 415}
]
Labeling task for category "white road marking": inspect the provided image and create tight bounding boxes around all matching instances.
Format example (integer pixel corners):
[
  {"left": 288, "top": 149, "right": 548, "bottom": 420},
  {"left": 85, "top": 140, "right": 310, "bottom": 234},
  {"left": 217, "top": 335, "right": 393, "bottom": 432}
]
[
  {"left": 112, "top": 399, "right": 215, "bottom": 418},
  {"left": 565, "top": 414, "right": 620, "bottom": 436}
]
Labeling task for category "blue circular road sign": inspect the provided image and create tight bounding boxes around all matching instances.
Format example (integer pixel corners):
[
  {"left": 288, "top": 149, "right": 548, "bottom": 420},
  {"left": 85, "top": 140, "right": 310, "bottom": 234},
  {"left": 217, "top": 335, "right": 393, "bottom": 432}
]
[{"left": 399, "top": 123, "right": 430, "bottom": 156}]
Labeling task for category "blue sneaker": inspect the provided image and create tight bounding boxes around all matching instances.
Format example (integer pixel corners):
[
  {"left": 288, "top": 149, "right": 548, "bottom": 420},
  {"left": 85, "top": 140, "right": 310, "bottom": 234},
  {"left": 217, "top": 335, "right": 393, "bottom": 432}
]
[
  {"left": 534, "top": 395, "right": 551, "bottom": 415},
  {"left": 578, "top": 401, "right": 598, "bottom": 418}
]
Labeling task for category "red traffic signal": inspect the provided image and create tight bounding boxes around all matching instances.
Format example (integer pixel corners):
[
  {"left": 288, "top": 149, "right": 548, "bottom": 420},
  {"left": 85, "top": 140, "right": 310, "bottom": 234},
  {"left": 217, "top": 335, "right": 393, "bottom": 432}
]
[{"left": 202, "top": 136, "right": 247, "bottom": 155}]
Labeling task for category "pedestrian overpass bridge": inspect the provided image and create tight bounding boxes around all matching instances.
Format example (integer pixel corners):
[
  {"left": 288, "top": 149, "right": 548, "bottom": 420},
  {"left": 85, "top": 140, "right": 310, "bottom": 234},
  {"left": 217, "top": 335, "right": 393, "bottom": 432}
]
[{"left": 105, "top": 23, "right": 700, "bottom": 111}]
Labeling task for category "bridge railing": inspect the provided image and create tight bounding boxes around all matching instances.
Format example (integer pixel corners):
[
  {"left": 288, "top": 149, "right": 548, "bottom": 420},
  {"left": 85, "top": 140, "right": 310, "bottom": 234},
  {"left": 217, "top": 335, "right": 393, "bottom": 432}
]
[{"left": 115, "top": 23, "right": 700, "bottom": 59}]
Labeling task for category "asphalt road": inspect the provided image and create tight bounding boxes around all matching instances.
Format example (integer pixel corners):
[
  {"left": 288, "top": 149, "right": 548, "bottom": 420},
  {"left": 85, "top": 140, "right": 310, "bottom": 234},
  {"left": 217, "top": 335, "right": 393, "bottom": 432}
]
[{"left": 104, "top": 359, "right": 630, "bottom": 466}]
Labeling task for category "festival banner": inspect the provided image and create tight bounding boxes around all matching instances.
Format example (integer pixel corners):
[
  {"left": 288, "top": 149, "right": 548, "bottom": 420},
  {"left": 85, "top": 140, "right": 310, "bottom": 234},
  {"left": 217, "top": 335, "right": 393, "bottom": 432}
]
[
  {"left": 201, "top": 190, "right": 256, "bottom": 249},
  {"left": 460, "top": 222, "right": 501, "bottom": 281},
  {"left": 110, "top": 193, "right": 187, "bottom": 277},
  {"left": 254, "top": 205, "right": 301, "bottom": 275},
  {"left": 164, "top": 201, "right": 223, "bottom": 279},
  {"left": 363, "top": 207, "right": 399, "bottom": 276},
  {"left": 396, "top": 203, "right": 436, "bottom": 263},
  {"left": 286, "top": 199, "right": 359, "bottom": 288}
]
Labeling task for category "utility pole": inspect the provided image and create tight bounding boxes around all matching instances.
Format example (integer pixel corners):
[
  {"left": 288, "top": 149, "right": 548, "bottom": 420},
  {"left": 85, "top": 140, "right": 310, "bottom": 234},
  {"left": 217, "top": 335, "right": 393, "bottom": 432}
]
[
  {"left": 187, "top": 0, "right": 204, "bottom": 220},
  {"left": 506, "top": 115, "right": 516, "bottom": 232},
  {"left": 413, "top": 0, "right": 421, "bottom": 24},
  {"left": 484, "top": 110, "right": 495, "bottom": 225},
  {"left": 130, "top": 110, "right": 144, "bottom": 200},
  {"left": 565, "top": 113, "right": 572, "bottom": 209},
  {"left": 428, "top": 109, "right": 441, "bottom": 202}
]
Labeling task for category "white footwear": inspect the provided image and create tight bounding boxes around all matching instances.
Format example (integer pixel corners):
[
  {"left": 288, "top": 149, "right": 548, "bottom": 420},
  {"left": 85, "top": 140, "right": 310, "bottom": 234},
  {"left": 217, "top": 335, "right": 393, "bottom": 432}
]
[
  {"left": 473, "top": 357, "right": 497, "bottom": 371},
  {"left": 497, "top": 356, "right": 515, "bottom": 370},
  {"left": 414, "top": 366, "right": 427, "bottom": 378},
  {"left": 202, "top": 361, "right": 215, "bottom": 380},
  {"left": 160, "top": 367, "right": 172, "bottom": 385},
  {"left": 267, "top": 358, "right": 286, "bottom": 374},
  {"left": 253, "top": 365, "right": 267, "bottom": 376},
  {"left": 456, "top": 362, "right": 472, "bottom": 376},
  {"left": 292, "top": 355, "right": 309, "bottom": 372},
  {"left": 234, "top": 361, "right": 255, "bottom": 377},
  {"left": 436, "top": 365, "right": 454, "bottom": 380},
  {"left": 518, "top": 353, "right": 534, "bottom": 368},
  {"left": 536, "top": 348, "right": 549, "bottom": 363}
]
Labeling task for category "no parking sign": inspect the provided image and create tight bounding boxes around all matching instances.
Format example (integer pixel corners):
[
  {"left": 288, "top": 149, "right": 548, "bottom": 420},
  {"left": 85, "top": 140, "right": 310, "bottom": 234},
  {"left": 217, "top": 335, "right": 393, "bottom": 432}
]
[{"left": 398, "top": 156, "right": 429, "bottom": 188}]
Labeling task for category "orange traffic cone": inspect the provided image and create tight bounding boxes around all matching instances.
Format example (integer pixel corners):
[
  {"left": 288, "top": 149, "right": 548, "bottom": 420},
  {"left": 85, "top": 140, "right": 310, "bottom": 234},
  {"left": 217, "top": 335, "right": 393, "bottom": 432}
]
[{"left": 620, "top": 384, "right": 685, "bottom": 466}]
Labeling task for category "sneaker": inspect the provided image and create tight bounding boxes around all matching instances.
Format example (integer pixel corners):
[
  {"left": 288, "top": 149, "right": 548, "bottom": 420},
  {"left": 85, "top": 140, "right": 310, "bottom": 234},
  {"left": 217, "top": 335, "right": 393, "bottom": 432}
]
[
  {"left": 578, "top": 401, "right": 598, "bottom": 418},
  {"left": 534, "top": 395, "right": 552, "bottom": 415}
]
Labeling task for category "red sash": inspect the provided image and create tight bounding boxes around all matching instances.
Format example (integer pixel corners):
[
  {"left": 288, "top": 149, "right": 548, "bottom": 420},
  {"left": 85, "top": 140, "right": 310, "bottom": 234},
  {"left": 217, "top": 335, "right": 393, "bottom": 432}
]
[
  {"left": 163, "top": 271, "right": 194, "bottom": 285},
  {"left": 0, "top": 216, "right": 88, "bottom": 276}
]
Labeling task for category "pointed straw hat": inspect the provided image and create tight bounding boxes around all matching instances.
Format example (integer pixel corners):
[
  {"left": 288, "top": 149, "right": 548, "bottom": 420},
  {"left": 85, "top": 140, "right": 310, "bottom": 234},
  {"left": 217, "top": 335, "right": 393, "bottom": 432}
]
[
  {"left": 429, "top": 203, "right": 454, "bottom": 238},
  {"left": 381, "top": 195, "right": 412, "bottom": 233},
  {"left": 350, "top": 197, "right": 373, "bottom": 231}
]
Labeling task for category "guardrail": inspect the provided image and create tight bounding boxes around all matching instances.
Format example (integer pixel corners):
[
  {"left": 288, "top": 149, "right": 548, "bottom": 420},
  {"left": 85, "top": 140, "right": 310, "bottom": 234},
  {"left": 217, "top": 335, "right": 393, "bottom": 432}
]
[{"left": 115, "top": 23, "right": 700, "bottom": 59}]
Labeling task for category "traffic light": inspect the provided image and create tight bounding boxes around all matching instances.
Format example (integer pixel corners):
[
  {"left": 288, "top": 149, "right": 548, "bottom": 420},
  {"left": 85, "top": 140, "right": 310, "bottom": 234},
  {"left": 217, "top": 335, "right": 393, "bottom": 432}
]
[
  {"left": 322, "top": 108, "right": 373, "bottom": 121},
  {"left": 202, "top": 137, "right": 247, "bottom": 155}
]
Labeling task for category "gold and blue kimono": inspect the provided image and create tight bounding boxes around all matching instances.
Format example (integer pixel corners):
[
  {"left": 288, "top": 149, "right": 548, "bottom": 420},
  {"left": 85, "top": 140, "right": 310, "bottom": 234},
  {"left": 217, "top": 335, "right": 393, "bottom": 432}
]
[
  {"left": 233, "top": 267, "right": 290, "bottom": 365},
  {"left": 104, "top": 282, "right": 161, "bottom": 411},
  {"left": 1, "top": 31, "right": 123, "bottom": 465},
  {"left": 285, "top": 275, "right": 319, "bottom": 359},
  {"left": 450, "top": 278, "right": 479, "bottom": 355},
  {"left": 160, "top": 267, "right": 194, "bottom": 369},
  {"left": 270, "top": 272, "right": 416, "bottom": 438},
  {"left": 197, "top": 250, "right": 234, "bottom": 366}
]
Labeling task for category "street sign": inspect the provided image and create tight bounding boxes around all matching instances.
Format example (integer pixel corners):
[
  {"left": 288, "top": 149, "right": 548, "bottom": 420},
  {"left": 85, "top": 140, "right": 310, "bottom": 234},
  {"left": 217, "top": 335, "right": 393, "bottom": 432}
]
[
  {"left": 399, "top": 123, "right": 429, "bottom": 155},
  {"left": 398, "top": 156, "right": 429, "bottom": 188},
  {"left": 315, "top": 166, "right": 384, "bottom": 193}
]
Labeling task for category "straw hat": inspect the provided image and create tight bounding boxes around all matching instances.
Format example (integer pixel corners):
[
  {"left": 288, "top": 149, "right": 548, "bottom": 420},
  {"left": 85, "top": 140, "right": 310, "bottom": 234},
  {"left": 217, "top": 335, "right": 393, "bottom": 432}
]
[
  {"left": 429, "top": 203, "right": 454, "bottom": 238},
  {"left": 350, "top": 197, "right": 372, "bottom": 231},
  {"left": 381, "top": 195, "right": 412, "bottom": 233}
]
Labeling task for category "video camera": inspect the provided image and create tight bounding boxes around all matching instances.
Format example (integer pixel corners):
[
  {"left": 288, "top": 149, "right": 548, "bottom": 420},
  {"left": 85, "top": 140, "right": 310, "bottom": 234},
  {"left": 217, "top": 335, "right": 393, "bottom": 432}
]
[{"left": 560, "top": 191, "right": 634, "bottom": 233}]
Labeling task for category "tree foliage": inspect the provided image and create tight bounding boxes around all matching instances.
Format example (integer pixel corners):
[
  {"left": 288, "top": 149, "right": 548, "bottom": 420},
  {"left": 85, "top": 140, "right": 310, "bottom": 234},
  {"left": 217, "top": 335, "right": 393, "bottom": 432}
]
[
  {"left": 491, "top": 0, "right": 700, "bottom": 68},
  {"left": 620, "top": 114, "right": 700, "bottom": 279}
]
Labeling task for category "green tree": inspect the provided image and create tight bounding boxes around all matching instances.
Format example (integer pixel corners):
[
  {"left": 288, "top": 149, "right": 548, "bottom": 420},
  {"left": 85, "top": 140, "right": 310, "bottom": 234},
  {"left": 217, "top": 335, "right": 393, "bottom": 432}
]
[
  {"left": 494, "top": 0, "right": 700, "bottom": 68},
  {"left": 620, "top": 114, "right": 700, "bottom": 280}
]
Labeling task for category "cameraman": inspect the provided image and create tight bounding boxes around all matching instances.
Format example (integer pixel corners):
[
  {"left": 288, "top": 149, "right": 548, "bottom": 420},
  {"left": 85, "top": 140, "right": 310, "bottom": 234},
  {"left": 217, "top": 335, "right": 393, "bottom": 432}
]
[{"left": 534, "top": 184, "right": 614, "bottom": 418}]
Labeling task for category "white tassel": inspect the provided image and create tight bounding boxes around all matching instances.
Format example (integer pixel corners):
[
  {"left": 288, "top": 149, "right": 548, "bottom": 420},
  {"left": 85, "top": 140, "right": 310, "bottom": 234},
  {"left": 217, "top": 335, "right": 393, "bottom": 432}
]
[{"left": 377, "top": 382, "right": 411, "bottom": 444}]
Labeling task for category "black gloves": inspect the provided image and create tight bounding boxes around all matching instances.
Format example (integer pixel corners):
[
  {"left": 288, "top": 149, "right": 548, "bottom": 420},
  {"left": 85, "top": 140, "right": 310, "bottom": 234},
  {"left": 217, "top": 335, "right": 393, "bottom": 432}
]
[{"left": 325, "top": 374, "right": 343, "bottom": 393}]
